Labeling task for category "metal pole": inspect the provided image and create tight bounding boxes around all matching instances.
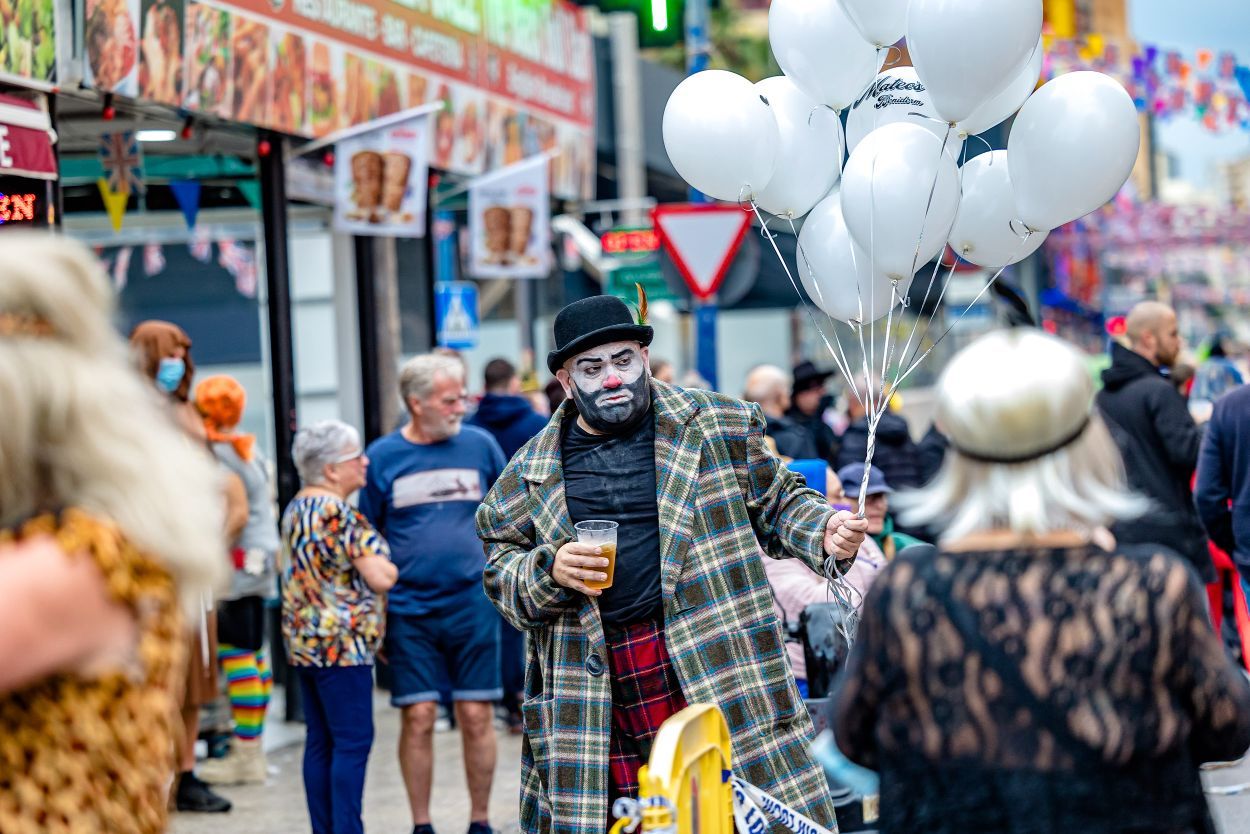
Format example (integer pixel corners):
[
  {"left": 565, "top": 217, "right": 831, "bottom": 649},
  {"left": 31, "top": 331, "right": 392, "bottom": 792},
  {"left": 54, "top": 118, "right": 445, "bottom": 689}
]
[
  {"left": 684, "top": 0, "right": 718, "bottom": 387},
  {"left": 516, "top": 279, "right": 536, "bottom": 355},
  {"left": 609, "top": 11, "right": 647, "bottom": 226},
  {"left": 354, "top": 236, "right": 383, "bottom": 445},
  {"left": 257, "top": 130, "right": 301, "bottom": 722}
]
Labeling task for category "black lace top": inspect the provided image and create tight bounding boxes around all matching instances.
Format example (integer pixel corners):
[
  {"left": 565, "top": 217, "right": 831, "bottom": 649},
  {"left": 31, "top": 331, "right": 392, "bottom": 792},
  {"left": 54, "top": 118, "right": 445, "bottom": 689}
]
[{"left": 832, "top": 544, "right": 1250, "bottom": 834}]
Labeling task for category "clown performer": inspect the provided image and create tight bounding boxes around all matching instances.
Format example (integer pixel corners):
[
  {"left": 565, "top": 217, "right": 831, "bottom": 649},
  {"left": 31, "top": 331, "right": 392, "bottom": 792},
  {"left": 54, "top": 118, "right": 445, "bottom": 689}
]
[{"left": 478, "top": 294, "right": 868, "bottom": 833}]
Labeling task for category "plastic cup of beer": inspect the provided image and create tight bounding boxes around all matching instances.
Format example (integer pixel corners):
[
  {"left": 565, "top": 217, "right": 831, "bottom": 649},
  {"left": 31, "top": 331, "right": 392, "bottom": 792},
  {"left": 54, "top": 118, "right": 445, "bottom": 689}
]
[{"left": 574, "top": 520, "right": 618, "bottom": 590}]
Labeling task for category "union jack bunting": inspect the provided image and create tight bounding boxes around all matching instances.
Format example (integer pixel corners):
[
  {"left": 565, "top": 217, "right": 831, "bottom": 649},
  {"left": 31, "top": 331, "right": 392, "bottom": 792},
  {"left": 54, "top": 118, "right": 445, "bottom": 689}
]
[
  {"left": 143, "top": 243, "right": 166, "bottom": 277},
  {"left": 99, "top": 131, "right": 145, "bottom": 196},
  {"left": 188, "top": 229, "right": 213, "bottom": 263},
  {"left": 217, "top": 238, "right": 258, "bottom": 299}
]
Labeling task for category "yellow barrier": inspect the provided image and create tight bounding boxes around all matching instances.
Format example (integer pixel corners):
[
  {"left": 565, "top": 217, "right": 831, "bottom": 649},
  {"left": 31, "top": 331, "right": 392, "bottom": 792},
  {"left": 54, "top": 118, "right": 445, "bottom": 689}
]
[{"left": 610, "top": 704, "right": 735, "bottom": 834}]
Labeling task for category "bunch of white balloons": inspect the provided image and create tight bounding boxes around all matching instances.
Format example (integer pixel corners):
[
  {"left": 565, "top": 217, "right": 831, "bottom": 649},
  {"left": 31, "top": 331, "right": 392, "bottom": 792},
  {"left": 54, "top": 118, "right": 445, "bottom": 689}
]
[{"left": 661, "top": 0, "right": 1142, "bottom": 326}]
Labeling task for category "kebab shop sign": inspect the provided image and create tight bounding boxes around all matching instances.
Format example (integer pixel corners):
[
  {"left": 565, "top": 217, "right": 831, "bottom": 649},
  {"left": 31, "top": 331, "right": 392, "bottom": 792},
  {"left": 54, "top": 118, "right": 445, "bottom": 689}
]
[{"left": 333, "top": 111, "right": 431, "bottom": 237}]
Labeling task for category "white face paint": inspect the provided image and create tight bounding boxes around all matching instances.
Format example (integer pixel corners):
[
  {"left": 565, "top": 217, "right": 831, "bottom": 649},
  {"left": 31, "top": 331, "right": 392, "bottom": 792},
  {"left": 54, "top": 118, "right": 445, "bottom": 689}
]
[{"left": 559, "top": 340, "right": 651, "bottom": 433}]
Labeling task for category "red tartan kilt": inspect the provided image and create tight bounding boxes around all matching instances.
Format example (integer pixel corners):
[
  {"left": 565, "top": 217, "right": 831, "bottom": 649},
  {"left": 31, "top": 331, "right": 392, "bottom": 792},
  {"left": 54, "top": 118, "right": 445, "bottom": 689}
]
[{"left": 605, "top": 617, "right": 688, "bottom": 803}]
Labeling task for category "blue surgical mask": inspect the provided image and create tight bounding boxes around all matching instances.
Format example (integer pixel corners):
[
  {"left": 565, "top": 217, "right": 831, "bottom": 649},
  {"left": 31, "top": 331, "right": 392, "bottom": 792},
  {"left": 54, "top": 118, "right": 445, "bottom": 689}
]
[{"left": 156, "top": 357, "right": 186, "bottom": 393}]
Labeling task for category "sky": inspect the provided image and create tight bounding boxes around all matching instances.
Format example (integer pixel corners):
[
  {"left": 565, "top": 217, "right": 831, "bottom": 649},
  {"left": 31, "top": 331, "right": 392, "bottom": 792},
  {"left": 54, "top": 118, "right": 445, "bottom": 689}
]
[{"left": 1128, "top": 0, "right": 1250, "bottom": 188}]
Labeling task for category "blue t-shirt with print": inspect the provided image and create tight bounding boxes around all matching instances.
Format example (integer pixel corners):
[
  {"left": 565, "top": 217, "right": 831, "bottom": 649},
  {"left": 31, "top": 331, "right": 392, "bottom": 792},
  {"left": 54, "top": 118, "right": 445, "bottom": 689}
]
[{"left": 359, "top": 425, "right": 506, "bottom": 616}]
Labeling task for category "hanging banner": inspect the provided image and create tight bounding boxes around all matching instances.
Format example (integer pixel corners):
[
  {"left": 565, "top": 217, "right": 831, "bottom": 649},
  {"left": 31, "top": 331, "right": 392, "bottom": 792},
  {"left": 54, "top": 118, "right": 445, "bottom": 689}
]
[
  {"left": 468, "top": 154, "right": 551, "bottom": 279},
  {"left": 97, "top": 177, "right": 129, "bottom": 231},
  {"left": 333, "top": 111, "right": 431, "bottom": 237},
  {"left": 82, "top": 0, "right": 596, "bottom": 199}
]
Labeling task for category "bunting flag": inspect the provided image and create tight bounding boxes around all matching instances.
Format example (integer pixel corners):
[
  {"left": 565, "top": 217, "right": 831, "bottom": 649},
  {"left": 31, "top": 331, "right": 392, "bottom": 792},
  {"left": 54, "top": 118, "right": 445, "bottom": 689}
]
[
  {"left": 99, "top": 132, "right": 144, "bottom": 195},
  {"left": 170, "top": 180, "right": 202, "bottom": 230},
  {"left": 112, "top": 246, "right": 133, "bottom": 291},
  {"left": 97, "top": 177, "right": 129, "bottom": 232},
  {"left": 143, "top": 243, "right": 166, "bottom": 276},
  {"left": 1043, "top": 35, "right": 1250, "bottom": 132},
  {"left": 189, "top": 228, "right": 213, "bottom": 263},
  {"left": 237, "top": 180, "right": 262, "bottom": 210},
  {"left": 217, "top": 238, "right": 259, "bottom": 298}
]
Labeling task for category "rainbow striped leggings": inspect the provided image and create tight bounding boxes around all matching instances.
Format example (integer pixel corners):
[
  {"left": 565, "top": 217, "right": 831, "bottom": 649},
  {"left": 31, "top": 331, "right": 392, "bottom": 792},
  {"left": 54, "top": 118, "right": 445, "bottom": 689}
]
[{"left": 218, "top": 644, "right": 273, "bottom": 741}]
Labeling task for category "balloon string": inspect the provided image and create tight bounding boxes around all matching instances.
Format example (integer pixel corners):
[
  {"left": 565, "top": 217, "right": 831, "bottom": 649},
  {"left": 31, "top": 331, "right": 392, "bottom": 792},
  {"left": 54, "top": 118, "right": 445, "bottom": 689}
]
[
  {"left": 890, "top": 231, "right": 1037, "bottom": 394},
  {"left": 751, "top": 202, "right": 864, "bottom": 404},
  {"left": 896, "top": 254, "right": 961, "bottom": 386},
  {"left": 787, "top": 215, "right": 864, "bottom": 404},
  {"left": 889, "top": 120, "right": 959, "bottom": 398}
]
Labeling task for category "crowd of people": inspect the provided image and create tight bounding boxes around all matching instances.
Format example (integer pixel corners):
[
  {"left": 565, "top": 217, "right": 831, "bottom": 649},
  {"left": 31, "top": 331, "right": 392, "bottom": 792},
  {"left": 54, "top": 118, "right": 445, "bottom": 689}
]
[{"left": 1, "top": 229, "right": 1249, "bottom": 834}]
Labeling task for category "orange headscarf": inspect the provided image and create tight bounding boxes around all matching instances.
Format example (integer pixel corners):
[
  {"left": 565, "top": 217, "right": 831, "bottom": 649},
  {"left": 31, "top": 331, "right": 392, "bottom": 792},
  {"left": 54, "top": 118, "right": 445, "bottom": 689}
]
[{"left": 194, "top": 375, "right": 256, "bottom": 462}]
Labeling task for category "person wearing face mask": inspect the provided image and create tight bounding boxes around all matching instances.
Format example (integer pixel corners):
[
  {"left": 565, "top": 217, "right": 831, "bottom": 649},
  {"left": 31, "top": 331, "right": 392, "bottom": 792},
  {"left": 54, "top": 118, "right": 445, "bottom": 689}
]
[
  {"left": 130, "top": 319, "right": 237, "bottom": 815},
  {"left": 477, "top": 295, "right": 869, "bottom": 834},
  {"left": 358, "top": 354, "right": 507, "bottom": 834}
]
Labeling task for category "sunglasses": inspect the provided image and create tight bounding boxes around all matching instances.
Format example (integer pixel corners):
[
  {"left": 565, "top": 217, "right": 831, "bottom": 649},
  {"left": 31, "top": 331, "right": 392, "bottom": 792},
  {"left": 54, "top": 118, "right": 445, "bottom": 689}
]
[{"left": 330, "top": 449, "right": 365, "bottom": 465}]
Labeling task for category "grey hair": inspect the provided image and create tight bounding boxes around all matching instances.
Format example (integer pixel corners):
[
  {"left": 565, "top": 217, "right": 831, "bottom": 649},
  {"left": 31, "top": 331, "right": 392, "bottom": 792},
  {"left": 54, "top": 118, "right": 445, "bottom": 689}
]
[
  {"left": 895, "top": 328, "right": 1149, "bottom": 542},
  {"left": 293, "top": 420, "right": 361, "bottom": 485},
  {"left": 399, "top": 354, "right": 465, "bottom": 406},
  {"left": 743, "top": 364, "right": 789, "bottom": 404}
]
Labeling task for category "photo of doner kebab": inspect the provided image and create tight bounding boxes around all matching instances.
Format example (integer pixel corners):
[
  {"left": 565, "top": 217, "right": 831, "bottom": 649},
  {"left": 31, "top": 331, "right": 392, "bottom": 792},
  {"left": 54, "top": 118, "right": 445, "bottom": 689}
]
[
  {"left": 348, "top": 150, "right": 413, "bottom": 224},
  {"left": 231, "top": 17, "right": 269, "bottom": 124}
]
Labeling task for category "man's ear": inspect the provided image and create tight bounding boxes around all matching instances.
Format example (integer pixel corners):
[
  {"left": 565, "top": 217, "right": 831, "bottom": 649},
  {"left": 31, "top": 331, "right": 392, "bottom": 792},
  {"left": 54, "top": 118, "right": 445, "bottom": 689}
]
[
  {"left": 641, "top": 345, "right": 650, "bottom": 368},
  {"left": 555, "top": 369, "right": 574, "bottom": 398}
]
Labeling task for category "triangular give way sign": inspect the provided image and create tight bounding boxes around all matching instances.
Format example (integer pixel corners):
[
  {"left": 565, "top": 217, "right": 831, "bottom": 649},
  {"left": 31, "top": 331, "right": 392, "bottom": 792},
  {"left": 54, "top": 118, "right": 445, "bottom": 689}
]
[{"left": 652, "top": 203, "right": 753, "bottom": 301}]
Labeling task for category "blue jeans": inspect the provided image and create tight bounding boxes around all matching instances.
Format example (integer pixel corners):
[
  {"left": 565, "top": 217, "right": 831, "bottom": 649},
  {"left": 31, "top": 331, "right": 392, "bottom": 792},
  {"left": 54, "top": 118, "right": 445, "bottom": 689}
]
[{"left": 297, "top": 665, "right": 376, "bottom": 834}]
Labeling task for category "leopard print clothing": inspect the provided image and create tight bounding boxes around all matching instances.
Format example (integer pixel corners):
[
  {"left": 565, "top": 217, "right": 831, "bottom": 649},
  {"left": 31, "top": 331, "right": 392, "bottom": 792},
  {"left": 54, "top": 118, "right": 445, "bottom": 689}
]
[{"left": 0, "top": 510, "right": 185, "bottom": 834}]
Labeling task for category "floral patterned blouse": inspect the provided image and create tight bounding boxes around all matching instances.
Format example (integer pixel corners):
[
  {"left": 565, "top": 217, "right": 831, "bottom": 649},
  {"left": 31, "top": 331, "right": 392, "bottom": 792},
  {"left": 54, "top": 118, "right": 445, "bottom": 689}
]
[{"left": 281, "top": 495, "right": 390, "bottom": 667}]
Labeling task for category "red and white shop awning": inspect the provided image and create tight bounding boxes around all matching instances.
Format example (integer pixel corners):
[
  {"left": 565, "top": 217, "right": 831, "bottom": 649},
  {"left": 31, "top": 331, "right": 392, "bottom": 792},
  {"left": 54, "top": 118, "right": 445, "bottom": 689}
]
[{"left": 0, "top": 94, "right": 56, "bottom": 180}]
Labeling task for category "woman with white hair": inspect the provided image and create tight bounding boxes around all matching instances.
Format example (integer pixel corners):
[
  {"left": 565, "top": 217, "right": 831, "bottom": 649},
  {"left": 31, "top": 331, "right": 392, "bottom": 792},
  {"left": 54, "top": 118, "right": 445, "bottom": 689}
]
[
  {"left": 831, "top": 328, "right": 1250, "bottom": 834},
  {"left": 283, "top": 420, "right": 397, "bottom": 834},
  {"left": 0, "top": 233, "right": 227, "bottom": 834}
]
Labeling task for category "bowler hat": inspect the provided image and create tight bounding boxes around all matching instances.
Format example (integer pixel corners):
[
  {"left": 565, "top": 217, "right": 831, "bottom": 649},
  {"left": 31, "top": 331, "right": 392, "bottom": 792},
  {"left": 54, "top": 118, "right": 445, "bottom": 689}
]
[
  {"left": 547, "top": 295, "right": 653, "bottom": 374},
  {"left": 792, "top": 360, "right": 835, "bottom": 395}
]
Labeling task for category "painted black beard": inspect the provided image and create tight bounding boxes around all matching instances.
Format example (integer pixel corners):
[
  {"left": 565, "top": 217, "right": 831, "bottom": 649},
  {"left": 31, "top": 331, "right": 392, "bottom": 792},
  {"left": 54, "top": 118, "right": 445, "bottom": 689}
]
[{"left": 571, "top": 372, "right": 652, "bottom": 435}]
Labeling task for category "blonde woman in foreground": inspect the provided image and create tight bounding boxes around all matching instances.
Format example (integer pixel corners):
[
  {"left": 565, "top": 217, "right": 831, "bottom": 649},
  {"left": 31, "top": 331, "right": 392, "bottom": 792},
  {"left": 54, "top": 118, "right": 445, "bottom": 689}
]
[
  {"left": 832, "top": 327, "right": 1250, "bottom": 834},
  {"left": 0, "top": 233, "right": 227, "bottom": 834}
]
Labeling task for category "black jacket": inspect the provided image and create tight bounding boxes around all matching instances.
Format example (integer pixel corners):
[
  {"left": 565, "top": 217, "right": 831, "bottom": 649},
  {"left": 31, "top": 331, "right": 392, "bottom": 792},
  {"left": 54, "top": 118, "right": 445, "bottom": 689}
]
[
  {"left": 787, "top": 400, "right": 841, "bottom": 467},
  {"left": 468, "top": 393, "right": 549, "bottom": 461},
  {"left": 1195, "top": 384, "right": 1250, "bottom": 584},
  {"left": 836, "top": 413, "right": 923, "bottom": 490},
  {"left": 1096, "top": 343, "right": 1212, "bottom": 581},
  {"left": 764, "top": 412, "right": 819, "bottom": 461}
]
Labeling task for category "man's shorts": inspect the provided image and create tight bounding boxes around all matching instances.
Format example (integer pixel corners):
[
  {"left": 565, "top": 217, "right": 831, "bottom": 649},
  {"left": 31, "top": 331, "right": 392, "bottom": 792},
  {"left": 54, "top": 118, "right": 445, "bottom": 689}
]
[{"left": 383, "top": 585, "right": 502, "bottom": 707}]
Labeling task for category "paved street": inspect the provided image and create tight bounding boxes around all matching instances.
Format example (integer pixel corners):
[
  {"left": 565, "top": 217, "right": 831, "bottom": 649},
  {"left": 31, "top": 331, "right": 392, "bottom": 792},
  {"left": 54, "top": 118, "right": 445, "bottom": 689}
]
[
  {"left": 172, "top": 687, "right": 1250, "bottom": 834},
  {"left": 171, "top": 690, "right": 523, "bottom": 834}
]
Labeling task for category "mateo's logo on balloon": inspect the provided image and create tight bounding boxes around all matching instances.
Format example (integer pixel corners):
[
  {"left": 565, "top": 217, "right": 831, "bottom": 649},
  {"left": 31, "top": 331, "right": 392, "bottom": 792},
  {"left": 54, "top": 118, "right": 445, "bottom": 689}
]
[{"left": 854, "top": 75, "right": 926, "bottom": 110}]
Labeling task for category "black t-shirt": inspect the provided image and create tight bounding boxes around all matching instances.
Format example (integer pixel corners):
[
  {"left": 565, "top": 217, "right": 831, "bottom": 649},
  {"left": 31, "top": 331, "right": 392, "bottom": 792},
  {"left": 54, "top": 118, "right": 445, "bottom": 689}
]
[{"left": 561, "top": 412, "right": 662, "bottom": 626}]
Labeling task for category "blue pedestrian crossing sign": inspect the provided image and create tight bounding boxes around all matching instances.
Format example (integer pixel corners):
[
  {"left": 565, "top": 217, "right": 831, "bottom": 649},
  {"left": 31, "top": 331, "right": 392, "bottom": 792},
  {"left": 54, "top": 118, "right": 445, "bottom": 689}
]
[{"left": 436, "top": 281, "right": 479, "bottom": 350}]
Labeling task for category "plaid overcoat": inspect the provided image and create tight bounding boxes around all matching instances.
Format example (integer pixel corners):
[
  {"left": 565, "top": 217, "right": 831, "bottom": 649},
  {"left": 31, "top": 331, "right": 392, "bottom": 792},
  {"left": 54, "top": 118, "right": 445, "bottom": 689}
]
[{"left": 478, "top": 380, "right": 841, "bottom": 834}]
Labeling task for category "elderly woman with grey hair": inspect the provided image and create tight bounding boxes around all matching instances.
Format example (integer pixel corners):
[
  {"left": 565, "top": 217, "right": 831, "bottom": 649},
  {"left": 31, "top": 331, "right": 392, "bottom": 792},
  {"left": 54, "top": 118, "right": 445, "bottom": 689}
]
[
  {"left": 831, "top": 328, "right": 1250, "bottom": 834},
  {"left": 282, "top": 420, "right": 397, "bottom": 834}
]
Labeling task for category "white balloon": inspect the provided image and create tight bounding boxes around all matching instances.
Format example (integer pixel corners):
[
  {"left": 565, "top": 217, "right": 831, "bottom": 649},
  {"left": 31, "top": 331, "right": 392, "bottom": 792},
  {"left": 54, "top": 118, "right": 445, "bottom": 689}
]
[
  {"left": 907, "top": 0, "right": 1043, "bottom": 124},
  {"left": 798, "top": 192, "right": 907, "bottom": 324},
  {"left": 769, "top": 0, "right": 883, "bottom": 111},
  {"left": 1008, "top": 71, "right": 1141, "bottom": 231},
  {"left": 958, "top": 37, "right": 1044, "bottom": 137},
  {"left": 948, "top": 151, "right": 1049, "bottom": 268},
  {"left": 845, "top": 68, "right": 963, "bottom": 157},
  {"left": 753, "top": 77, "right": 844, "bottom": 219},
  {"left": 838, "top": 0, "right": 909, "bottom": 48},
  {"left": 662, "top": 70, "right": 779, "bottom": 203},
  {"left": 840, "top": 122, "right": 961, "bottom": 280}
]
